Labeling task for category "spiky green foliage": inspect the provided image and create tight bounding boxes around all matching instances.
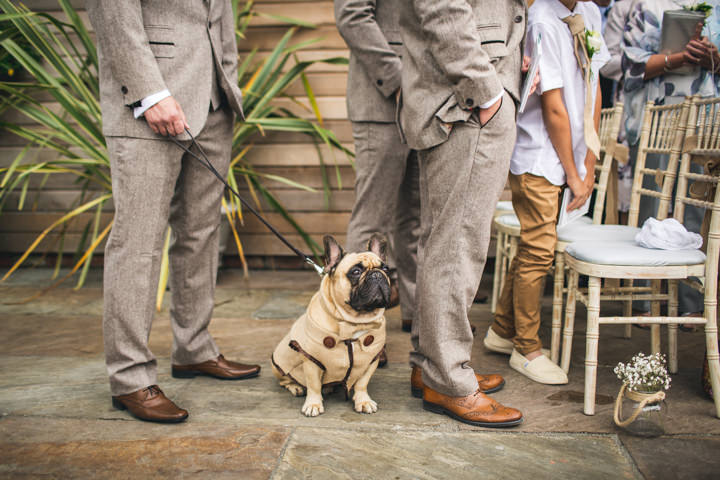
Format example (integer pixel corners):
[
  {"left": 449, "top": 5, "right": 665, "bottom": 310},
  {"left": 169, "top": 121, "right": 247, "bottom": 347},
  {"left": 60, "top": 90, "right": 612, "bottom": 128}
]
[{"left": 0, "top": 0, "right": 351, "bottom": 293}]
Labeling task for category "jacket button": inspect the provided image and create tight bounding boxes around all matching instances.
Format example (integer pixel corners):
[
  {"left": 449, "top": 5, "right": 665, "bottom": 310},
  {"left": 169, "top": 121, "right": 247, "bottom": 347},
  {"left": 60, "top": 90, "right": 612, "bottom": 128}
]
[
  {"left": 376, "top": 79, "right": 383, "bottom": 86},
  {"left": 208, "top": 21, "right": 212, "bottom": 29},
  {"left": 121, "top": 86, "right": 128, "bottom": 95},
  {"left": 514, "top": 15, "right": 523, "bottom": 23},
  {"left": 323, "top": 337, "right": 336, "bottom": 349},
  {"left": 466, "top": 98, "right": 474, "bottom": 107},
  {"left": 363, "top": 335, "right": 374, "bottom": 347}
]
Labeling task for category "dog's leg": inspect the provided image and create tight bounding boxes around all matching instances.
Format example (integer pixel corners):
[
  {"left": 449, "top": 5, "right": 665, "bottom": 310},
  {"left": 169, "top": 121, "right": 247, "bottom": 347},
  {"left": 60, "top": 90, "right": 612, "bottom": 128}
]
[
  {"left": 301, "top": 360, "right": 325, "bottom": 417},
  {"left": 352, "top": 358, "right": 379, "bottom": 414},
  {"left": 272, "top": 364, "right": 305, "bottom": 397}
]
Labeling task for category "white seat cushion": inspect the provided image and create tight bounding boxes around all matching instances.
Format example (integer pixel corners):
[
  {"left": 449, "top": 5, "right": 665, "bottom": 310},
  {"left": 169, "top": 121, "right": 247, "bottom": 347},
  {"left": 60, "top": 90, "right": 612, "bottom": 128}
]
[
  {"left": 496, "top": 213, "right": 592, "bottom": 230},
  {"left": 565, "top": 241, "right": 706, "bottom": 266},
  {"left": 496, "top": 201, "right": 514, "bottom": 212},
  {"left": 496, "top": 213, "right": 520, "bottom": 227},
  {"left": 557, "top": 224, "right": 640, "bottom": 243}
]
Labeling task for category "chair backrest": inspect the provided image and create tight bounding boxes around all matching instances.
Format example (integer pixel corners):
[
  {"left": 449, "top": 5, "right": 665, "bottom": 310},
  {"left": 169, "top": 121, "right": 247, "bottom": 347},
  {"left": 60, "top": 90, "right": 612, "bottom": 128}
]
[
  {"left": 591, "top": 103, "right": 625, "bottom": 224},
  {"left": 674, "top": 95, "right": 720, "bottom": 236},
  {"left": 627, "top": 99, "right": 693, "bottom": 227},
  {"left": 673, "top": 95, "right": 720, "bottom": 301}
]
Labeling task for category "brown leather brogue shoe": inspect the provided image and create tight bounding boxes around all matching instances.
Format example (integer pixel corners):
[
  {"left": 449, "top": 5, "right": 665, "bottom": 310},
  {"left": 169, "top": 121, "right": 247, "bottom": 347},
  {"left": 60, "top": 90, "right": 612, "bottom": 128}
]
[
  {"left": 172, "top": 354, "right": 261, "bottom": 380},
  {"left": 410, "top": 366, "right": 504, "bottom": 398},
  {"left": 377, "top": 347, "right": 388, "bottom": 368},
  {"left": 422, "top": 386, "right": 522, "bottom": 428},
  {"left": 112, "top": 385, "right": 188, "bottom": 423}
]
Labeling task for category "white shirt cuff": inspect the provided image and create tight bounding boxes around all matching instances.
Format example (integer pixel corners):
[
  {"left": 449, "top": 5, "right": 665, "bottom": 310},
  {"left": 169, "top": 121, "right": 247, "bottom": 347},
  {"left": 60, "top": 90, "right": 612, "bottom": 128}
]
[
  {"left": 478, "top": 90, "right": 503, "bottom": 109},
  {"left": 133, "top": 89, "right": 171, "bottom": 119}
]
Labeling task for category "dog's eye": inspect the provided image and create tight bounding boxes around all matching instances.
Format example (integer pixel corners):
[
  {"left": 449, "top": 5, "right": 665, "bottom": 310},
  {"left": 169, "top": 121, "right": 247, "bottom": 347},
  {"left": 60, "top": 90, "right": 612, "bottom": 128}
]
[
  {"left": 381, "top": 264, "right": 389, "bottom": 272},
  {"left": 350, "top": 267, "right": 362, "bottom": 276}
]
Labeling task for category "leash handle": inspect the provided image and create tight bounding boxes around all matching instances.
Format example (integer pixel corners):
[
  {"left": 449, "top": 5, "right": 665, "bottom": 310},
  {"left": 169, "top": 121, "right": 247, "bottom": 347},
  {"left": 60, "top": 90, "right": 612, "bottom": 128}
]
[{"left": 169, "top": 128, "right": 325, "bottom": 276}]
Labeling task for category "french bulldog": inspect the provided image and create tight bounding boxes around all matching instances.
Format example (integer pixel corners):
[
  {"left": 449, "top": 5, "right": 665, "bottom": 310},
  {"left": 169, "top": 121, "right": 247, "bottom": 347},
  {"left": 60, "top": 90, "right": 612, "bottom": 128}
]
[{"left": 271, "top": 234, "right": 391, "bottom": 417}]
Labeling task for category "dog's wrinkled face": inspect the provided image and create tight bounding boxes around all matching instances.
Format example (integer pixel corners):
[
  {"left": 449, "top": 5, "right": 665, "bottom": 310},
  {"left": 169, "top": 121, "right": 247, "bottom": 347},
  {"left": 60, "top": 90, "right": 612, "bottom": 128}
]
[{"left": 323, "top": 234, "right": 391, "bottom": 314}]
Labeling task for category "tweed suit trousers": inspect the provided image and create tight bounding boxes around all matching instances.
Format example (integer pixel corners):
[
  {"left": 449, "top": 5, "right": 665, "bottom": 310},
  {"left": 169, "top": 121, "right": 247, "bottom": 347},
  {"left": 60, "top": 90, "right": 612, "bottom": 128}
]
[
  {"left": 411, "top": 92, "right": 516, "bottom": 397},
  {"left": 345, "top": 121, "right": 420, "bottom": 322},
  {"left": 103, "top": 105, "right": 233, "bottom": 396}
]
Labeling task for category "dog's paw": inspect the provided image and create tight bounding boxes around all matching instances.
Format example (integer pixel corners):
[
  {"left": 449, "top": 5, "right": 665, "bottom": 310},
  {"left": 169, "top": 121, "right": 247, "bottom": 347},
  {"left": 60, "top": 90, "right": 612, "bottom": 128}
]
[
  {"left": 353, "top": 392, "right": 378, "bottom": 414},
  {"left": 301, "top": 399, "right": 324, "bottom": 417},
  {"left": 285, "top": 384, "right": 305, "bottom": 397}
]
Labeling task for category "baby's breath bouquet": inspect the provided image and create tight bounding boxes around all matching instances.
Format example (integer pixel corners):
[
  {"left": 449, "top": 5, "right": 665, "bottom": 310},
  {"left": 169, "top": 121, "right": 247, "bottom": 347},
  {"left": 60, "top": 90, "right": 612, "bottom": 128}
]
[{"left": 614, "top": 353, "right": 671, "bottom": 393}]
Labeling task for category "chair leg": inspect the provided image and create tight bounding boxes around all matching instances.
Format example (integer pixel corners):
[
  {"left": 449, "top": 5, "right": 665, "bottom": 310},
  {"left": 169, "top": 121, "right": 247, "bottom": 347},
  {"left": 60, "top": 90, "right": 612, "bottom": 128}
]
[
  {"left": 509, "top": 235, "right": 518, "bottom": 263},
  {"left": 668, "top": 279, "right": 679, "bottom": 374},
  {"left": 651, "top": 280, "right": 661, "bottom": 355},
  {"left": 551, "top": 250, "right": 564, "bottom": 365},
  {"left": 584, "top": 276, "right": 601, "bottom": 416},
  {"left": 491, "top": 230, "right": 503, "bottom": 314},
  {"left": 704, "top": 288, "right": 720, "bottom": 418},
  {"left": 623, "top": 279, "right": 632, "bottom": 339},
  {"left": 561, "top": 268, "right": 578, "bottom": 374}
]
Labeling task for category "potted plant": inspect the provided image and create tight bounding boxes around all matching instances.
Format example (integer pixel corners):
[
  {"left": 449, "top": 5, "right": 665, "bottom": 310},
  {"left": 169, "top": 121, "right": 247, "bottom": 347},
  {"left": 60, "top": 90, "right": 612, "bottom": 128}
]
[{"left": 613, "top": 352, "right": 671, "bottom": 437}]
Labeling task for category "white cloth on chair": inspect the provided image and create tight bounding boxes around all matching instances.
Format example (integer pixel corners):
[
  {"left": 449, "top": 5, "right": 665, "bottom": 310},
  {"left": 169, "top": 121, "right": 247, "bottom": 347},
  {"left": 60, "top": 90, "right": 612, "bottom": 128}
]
[{"left": 635, "top": 218, "right": 703, "bottom": 251}]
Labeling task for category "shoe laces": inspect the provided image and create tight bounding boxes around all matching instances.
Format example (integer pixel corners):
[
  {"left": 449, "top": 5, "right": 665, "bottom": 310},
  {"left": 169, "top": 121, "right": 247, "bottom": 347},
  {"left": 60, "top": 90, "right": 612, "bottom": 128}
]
[
  {"left": 144, "top": 385, "right": 162, "bottom": 398},
  {"left": 473, "top": 389, "right": 499, "bottom": 412}
]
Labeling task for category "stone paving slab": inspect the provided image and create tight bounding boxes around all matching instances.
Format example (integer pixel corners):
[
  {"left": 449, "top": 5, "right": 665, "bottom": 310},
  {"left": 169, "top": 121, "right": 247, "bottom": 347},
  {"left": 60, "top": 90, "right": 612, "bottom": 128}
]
[
  {"left": 619, "top": 435, "right": 720, "bottom": 480},
  {"left": 274, "top": 428, "right": 640, "bottom": 480},
  {"left": 3, "top": 268, "right": 720, "bottom": 478},
  {"left": 0, "top": 417, "right": 289, "bottom": 479}
]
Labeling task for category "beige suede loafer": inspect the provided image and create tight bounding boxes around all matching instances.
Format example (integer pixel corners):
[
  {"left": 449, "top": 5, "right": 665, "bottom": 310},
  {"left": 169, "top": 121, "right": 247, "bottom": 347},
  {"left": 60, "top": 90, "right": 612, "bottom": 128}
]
[{"left": 509, "top": 349, "right": 568, "bottom": 385}]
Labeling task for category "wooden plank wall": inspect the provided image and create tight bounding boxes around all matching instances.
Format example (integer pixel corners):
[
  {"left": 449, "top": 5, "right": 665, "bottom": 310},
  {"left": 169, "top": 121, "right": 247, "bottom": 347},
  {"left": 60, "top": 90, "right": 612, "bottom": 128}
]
[
  {"left": 0, "top": 0, "right": 355, "bottom": 261},
  {"left": 0, "top": 0, "right": 509, "bottom": 263}
]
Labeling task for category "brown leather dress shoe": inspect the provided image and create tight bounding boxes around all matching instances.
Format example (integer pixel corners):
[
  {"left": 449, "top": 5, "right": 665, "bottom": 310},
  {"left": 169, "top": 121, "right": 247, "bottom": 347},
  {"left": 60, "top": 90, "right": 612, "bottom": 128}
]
[
  {"left": 410, "top": 366, "right": 504, "bottom": 398},
  {"left": 423, "top": 386, "right": 523, "bottom": 428},
  {"left": 172, "top": 354, "right": 261, "bottom": 380},
  {"left": 112, "top": 385, "right": 188, "bottom": 423}
]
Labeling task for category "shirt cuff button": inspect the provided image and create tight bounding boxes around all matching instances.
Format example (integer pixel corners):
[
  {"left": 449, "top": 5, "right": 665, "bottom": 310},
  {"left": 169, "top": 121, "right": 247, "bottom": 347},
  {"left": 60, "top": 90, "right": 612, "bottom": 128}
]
[{"left": 466, "top": 98, "right": 474, "bottom": 107}]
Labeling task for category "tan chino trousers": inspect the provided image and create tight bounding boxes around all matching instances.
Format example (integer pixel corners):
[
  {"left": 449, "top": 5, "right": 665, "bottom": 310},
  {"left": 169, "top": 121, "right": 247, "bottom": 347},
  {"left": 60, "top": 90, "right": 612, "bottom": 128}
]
[{"left": 492, "top": 172, "right": 562, "bottom": 355}]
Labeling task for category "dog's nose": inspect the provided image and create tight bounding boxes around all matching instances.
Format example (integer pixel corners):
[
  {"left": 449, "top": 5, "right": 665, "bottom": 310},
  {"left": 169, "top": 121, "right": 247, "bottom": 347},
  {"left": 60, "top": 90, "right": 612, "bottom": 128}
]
[{"left": 367, "top": 269, "right": 385, "bottom": 280}]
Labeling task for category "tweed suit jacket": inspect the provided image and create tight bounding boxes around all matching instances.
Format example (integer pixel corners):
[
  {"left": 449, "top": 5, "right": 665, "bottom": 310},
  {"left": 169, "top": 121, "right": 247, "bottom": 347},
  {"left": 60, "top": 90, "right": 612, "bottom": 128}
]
[
  {"left": 87, "top": 0, "right": 244, "bottom": 140},
  {"left": 398, "top": 0, "right": 527, "bottom": 150},
  {"left": 334, "top": 0, "right": 402, "bottom": 122}
]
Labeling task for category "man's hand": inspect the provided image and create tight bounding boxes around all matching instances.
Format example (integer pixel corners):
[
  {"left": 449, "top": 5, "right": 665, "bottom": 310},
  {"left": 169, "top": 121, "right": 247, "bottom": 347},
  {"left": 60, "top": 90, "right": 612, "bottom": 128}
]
[
  {"left": 522, "top": 55, "right": 540, "bottom": 96},
  {"left": 144, "top": 96, "right": 189, "bottom": 137},
  {"left": 566, "top": 174, "right": 591, "bottom": 212},
  {"left": 478, "top": 96, "right": 502, "bottom": 127}
]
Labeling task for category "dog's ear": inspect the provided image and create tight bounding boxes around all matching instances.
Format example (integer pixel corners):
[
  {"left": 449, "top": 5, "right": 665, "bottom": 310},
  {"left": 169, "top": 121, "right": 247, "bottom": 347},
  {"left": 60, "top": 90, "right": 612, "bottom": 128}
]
[
  {"left": 323, "top": 235, "right": 344, "bottom": 273},
  {"left": 366, "top": 233, "right": 387, "bottom": 263}
]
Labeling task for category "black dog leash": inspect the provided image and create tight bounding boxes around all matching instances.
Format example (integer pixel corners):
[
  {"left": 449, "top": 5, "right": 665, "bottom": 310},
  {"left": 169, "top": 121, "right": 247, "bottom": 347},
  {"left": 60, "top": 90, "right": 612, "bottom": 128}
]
[{"left": 169, "top": 128, "right": 325, "bottom": 276}]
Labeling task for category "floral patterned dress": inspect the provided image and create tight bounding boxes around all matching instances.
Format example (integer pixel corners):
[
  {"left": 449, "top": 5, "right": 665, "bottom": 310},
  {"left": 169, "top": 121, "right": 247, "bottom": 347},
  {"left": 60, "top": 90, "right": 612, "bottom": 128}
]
[{"left": 622, "top": 0, "right": 720, "bottom": 146}]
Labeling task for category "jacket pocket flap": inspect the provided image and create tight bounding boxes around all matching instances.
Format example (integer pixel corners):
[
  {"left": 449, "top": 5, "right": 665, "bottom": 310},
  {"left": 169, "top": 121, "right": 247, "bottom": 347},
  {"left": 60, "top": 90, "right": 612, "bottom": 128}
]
[
  {"left": 145, "top": 26, "right": 175, "bottom": 58},
  {"left": 476, "top": 23, "right": 509, "bottom": 58},
  {"left": 435, "top": 94, "right": 472, "bottom": 124}
]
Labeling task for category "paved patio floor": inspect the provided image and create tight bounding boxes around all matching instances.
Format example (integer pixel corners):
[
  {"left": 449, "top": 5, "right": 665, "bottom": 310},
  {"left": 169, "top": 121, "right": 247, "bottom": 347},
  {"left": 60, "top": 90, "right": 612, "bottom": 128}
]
[{"left": 1, "top": 268, "right": 719, "bottom": 479}]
